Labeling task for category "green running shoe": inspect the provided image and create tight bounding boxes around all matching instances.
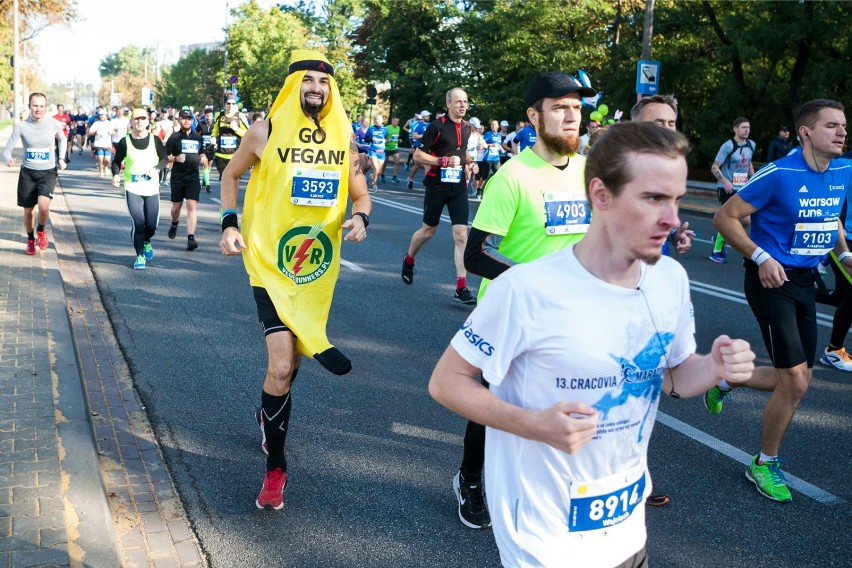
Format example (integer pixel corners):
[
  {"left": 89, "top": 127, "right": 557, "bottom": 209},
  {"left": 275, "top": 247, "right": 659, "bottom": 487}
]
[
  {"left": 746, "top": 456, "right": 792, "bottom": 503},
  {"left": 703, "top": 385, "right": 731, "bottom": 414},
  {"left": 143, "top": 241, "right": 154, "bottom": 260}
]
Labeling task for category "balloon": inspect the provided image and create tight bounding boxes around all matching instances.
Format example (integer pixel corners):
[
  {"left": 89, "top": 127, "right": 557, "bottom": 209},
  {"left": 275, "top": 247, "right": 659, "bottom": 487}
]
[
  {"left": 597, "top": 104, "right": 609, "bottom": 117},
  {"left": 589, "top": 111, "right": 603, "bottom": 122}
]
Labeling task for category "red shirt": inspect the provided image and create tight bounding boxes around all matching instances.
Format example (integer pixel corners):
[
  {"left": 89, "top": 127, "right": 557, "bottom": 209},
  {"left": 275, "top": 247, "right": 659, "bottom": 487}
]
[{"left": 53, "top": 112, "right": 71, "bottom": 137}]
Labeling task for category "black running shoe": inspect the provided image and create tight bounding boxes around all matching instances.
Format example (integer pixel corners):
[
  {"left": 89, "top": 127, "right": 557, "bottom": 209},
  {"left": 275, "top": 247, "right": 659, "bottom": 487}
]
[
  {"left": 187, "top": 238, "right": 198, "bottom": 251},
  {"left": 401, "top": 258, "right": 415, "bottom": 285},
  {"left": 454, "top": 287, "right": 477, "bottom": 305},
  {"left": 453, "top": 472, "right": 490, "bottom": 529},
  {"left": 168, "top": 223, "right": 178, "bottom": 239}
]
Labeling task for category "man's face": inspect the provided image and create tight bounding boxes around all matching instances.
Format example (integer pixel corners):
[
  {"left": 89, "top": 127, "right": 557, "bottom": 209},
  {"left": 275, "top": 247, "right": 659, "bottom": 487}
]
[
  {"left": 605, "top": 152, "right": 686, "bottom": 265},
  {"left": 179, "top": 116, "right": 193, "bottom": 131},
  {"left": 421, "top": 114, "right": 431, "bottom": 124},
  {"left": 587, "top": 121, "right": 600, "bottom": 135},
  {"left": 391, "top": 117, "right": 399, "bottom": 126},
  {"left": 780, "top": 129, "right": 789, "bottom": 139},
  {"left": 77, "top": 106, "right": 83, "bottom": 114},
  {"left": 300, "top": 70, "right": 330, "bottom": 116},
  {"left": 132, "top": 116, "right": 148, "bottom": 133},
  {"left": 804, "top": 108, "right": 847, "bottom": 158},
  {"left": 29, "top": 96, "right": 46, "bottom": 120},
  {"left": 446, "top": 89, "right": 469, "bottom": 121},
  {"left": 733, "top": 121, "right": 750, "bottom": 140},
  {"left": 205, "top": 111, "right": 213, "bottom": 121},
  {"left": 490, "top": 120, "right": 499, "bottom": 132},
  {"left": 533, "top": 93, "right": 582, "bottom": 156},
  {"left": 225, "top": 100, "right": 238, "bottom": 115},
  {"left": 637, "top": 103, "right": 677, "bottom": 130},
  {"left": 57, "top": 105, "right": 64, "bottom": 114}
]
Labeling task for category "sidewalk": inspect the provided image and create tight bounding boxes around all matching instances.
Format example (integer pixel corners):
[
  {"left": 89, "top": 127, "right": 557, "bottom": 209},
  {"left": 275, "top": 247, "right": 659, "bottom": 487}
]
[{"left": 0, "top": 129, "right": 204, "bottom": 567}]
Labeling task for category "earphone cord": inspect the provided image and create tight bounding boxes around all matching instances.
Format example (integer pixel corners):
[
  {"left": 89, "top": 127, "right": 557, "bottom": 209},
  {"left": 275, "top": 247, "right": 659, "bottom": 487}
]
[{"left": 638, "top": 285, "right": 680, "bottom": 399}]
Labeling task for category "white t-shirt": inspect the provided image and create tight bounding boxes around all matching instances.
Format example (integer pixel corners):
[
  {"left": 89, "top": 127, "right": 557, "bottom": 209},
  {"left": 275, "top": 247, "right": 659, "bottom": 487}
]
[
  {"left": 88, "top": 119, "right": 113, "bottom": 149},
  {"left": 110, "top": 116, "right": 130, "bottom": 143},
  {"left": 450, "top": 246, "right": 695, "bottom": 568},
  {"left": 579, "top": 133, "right": 591, "bottom": 155}
]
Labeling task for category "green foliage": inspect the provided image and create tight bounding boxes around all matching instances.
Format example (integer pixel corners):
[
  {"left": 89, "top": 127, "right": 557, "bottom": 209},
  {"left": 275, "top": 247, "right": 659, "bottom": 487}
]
[
  {"left": 157, "top": 48, "right": 226, "bottom": 109},
  {"left": 226, "top": 0, "right": 317, "bottom": 111},
  {"left": 99, "top": 45, "right": 155, "bottom": 79}
]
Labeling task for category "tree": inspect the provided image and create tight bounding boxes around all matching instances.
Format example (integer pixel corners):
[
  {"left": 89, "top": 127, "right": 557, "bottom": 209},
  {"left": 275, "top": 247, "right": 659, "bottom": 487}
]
[
  {"left": 99, "top": 45, "right": 156, "bottom": 79},
  {"left": 226, "top": 0, "right": 317, "bottom": 110},
  {"left": 156, "top": 48, "right": 225, "bottom": 109}
]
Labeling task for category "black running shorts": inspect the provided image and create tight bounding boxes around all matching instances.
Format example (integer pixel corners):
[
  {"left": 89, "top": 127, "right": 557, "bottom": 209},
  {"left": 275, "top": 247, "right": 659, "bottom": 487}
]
[
  {"left": 743, "top": 260, "right": 817, "bottom": 368},
  {"left": 422, "top": 181, "right": 469, "bottom": 227},
  {"left": 17, "top": 167, "right": 57, "bottom": 208},
  {"left": 717, "top": 187, "right": 739, "bottom": 206},
  {"left": 170, "top": 179, "right": 201, "bottom": 202},
  {"left": 253, "top": 287, "right": 293, "bottom": 337}
]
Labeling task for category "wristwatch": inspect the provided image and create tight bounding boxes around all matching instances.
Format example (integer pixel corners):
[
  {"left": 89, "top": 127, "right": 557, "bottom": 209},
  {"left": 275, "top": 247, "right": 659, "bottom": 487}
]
[{"left": 352, "top": 212, "right": 369, "bottom": 228}]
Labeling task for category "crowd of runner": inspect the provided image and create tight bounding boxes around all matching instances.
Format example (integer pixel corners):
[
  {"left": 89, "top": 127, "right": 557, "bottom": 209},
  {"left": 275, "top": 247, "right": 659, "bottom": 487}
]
[{"left": 5, "top": 51, "right": 849, "bottom": 567}]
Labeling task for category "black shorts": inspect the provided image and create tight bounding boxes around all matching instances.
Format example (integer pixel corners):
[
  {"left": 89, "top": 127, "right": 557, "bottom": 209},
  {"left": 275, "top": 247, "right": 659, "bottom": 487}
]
[
  {"left": 252, "top": 287, "right": 292, "bottom": 337},
  {"left": 422, "top": 180, "right": 469, "bottom": 227},
  {"left": 17, "top": 167, "right": 57, "bottom": 208},
  {"left": 479, "top": 160, "right": 499, "bottom": 181},
  {"left": 743, "top": 260, "right": 817, "bottom": 368},
  {"left": 170, "top": 179, "right": 201, "bottom": 202},
  {"left": 385, "top": 149, "right": 399, "bottom": 156},
  {"left": 717, "top": 187, "right": 739, "bottom": 205}
]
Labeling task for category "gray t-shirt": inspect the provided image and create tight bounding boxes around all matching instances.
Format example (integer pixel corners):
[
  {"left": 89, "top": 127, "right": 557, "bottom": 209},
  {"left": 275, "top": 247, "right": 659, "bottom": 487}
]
[
  {"left": 3, "top": 117, "right": 67, "bottom": 170},
  {"left": 714, "top": 138, "right": 755, "bottom": 190}
]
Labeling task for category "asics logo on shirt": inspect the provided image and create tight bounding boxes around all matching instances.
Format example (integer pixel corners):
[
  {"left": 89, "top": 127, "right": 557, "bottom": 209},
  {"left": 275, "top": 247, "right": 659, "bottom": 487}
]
[{"left": 460, "top": 319, "right": 494, "bottom": 356}]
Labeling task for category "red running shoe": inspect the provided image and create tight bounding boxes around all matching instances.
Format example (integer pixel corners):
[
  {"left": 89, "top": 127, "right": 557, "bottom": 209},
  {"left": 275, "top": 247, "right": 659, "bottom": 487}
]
[
  {"left": 36, "top": 230, "right": 48, "bottom": 250},
  {"left": 25, "top": 238, "right": 36, "bottom": 255},
  {"left": 256, "top": 468, "right": 287, "bottom": 510}
]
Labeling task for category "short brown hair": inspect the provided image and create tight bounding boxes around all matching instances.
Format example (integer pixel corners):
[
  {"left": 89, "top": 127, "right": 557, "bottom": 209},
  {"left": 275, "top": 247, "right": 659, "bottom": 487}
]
[
  {"left": 585, "top": 122, "right": 690, "bottom": 199},
  {"left": 28, "top": 93, "right": 46, "bottom": 104},
  {"left": 630, "top": 94, "right": 678, "bottom": 121},
  {"left": 732, "top": 116, "right": 749, "bottom": 128},
  {"left": 795, "top": 99, "right": 845, "bottom": 131}
]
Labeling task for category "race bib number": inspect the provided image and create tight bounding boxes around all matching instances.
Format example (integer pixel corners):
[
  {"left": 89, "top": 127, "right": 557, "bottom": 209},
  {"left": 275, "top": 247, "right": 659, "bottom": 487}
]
[
  {"left": 26, "top": 147, "right": 51, "bottom": 164},
  {"left": 732, "top": 172, "right": 748, "bottom": 189},
  {"left": 129, "top": 174, "right": 150, "bottom": 182},
  {"left": 220, "top": 135, "right": 238, "bottom": 149},
  {"left": 487, "top": 145, "right": 500, "bottom": 158},
  {"left": 202, "top": 134, "right": 211, "bottom": 146},
  {"left": 568, "top": 468, "right": 646, "bottom": 532},
  {"left": 291, "top": 168, "right": 340, "bottom": 207},
  {"left": 440, "top": 166, "right": 463, "bottom": 184},
  {"left": 790, "top": 220, "right": 838, "bottom": 255},
  {"left": 181, "top": 139, "right": 200, "bottom": 154},
  {"left": 391, "top": 134, "right": 399, "bottom": 142},
  {"left": 544, "top": 192, "right": 591, "bottom": 235}
]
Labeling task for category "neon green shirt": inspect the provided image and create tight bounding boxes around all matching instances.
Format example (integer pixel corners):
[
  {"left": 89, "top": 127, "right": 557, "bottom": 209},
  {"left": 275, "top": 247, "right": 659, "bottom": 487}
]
[
  {"left": 385, "top": 125, "right": 401, "bottom": 151},
  {"left": 472, "top": 148, "right": 588, "bottom": 299}
]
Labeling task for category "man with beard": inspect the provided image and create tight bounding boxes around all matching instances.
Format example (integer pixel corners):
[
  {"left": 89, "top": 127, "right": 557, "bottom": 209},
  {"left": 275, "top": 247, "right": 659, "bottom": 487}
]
[
  {"left": 219, "top": 50, "right": 371, "bottom": 510},
  {"left": 446, "top": 72, "right": 596, "bottom": 529},
  {"left": 212, "top": 94, "right": 249, "bottom": 180},
  {"left": 430, "top": 121, "right": 755, "bottom": 566},
  {"left": 401, "top": 89, "right": 478, "bottom": 305}
]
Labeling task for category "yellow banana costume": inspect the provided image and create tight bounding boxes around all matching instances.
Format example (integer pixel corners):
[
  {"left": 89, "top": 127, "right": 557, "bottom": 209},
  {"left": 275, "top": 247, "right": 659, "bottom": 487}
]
[{"left": 241, "top": 50, "right": 353, "bottom": 375}]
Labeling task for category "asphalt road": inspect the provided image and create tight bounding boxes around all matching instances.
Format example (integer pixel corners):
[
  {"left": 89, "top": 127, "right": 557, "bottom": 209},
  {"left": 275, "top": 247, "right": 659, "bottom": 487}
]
[{"left": 56, "top": 153, "right": 851, "bottom": 568}]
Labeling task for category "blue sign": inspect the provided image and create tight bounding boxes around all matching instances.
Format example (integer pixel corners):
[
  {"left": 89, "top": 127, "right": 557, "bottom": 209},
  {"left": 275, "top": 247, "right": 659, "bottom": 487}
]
[
  {"left": 230, "top": 75, "right": 238, "bottom": 84},
  {"left": 636, "top": 60, "right": 660, "bottom": 95}
]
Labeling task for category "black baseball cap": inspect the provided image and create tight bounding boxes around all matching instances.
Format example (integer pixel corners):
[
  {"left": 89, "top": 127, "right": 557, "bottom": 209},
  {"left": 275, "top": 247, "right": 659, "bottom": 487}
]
[
  {"left": 525, "top": 72, "right": 597, "bottom": 108},
  {"left": 178, "top": 110, "right": 193, "bottom": 119}
]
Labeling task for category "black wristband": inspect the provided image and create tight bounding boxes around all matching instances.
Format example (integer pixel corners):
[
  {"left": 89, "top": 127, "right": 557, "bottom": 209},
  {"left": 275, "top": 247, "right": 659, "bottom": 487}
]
[
  {"left": 352, "top": 212, "right": 369, "bottom": 228},
  {"left": 221, "top": 214, "right": 239, "bottom": 232}
]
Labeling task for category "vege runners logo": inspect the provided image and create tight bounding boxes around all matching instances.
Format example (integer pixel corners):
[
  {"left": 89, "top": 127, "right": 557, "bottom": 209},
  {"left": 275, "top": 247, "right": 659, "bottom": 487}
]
[{"left": 277, "top": 222, "right": 334, "bottom": 285}]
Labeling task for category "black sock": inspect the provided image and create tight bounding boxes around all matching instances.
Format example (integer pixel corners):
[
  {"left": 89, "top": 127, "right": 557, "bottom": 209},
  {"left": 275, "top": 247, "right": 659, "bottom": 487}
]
[
  {"left": 459, "top": 419, "right": 485, "bottom": 483},
  {"left": 36, "top": 224, "right": 45, "bottom": 232},
  {"left": 27, "top": 231, "right": 34, "bottom": 239},
  {"left": 188, "top": 234, "right": 195, "bottom": 240},
  {"left": 171, "top": 220, "right": 179, "bottom": 227},
  {"left": 261, "top": 390, "right": 292, "bottom": 472}
]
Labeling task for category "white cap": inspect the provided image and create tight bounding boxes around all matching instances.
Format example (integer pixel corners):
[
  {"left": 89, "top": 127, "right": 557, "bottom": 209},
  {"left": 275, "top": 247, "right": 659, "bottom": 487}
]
[
  {"left": 420, "top": 110, "right": 431, "bottom": 116},
  {"left": 469, "top": 117, "right": 481, "bottom": 128},
  {"left": 500, "top": 120, "right": 509, "bottom": 127}
]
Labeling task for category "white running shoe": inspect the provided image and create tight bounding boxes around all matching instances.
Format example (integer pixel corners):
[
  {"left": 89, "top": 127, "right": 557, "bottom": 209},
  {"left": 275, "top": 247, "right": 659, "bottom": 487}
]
[{"left": 820, "top": 347, "right": 852, "bottom": 371}]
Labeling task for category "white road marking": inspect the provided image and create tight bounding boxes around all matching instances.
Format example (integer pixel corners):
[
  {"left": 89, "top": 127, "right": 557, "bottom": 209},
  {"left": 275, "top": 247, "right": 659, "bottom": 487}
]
[
  {"left": 391, "top": 422, "right": 464, "bottom": 446},
  {"left": 340, "top": 258, "right": 364, "bottom": 272}
]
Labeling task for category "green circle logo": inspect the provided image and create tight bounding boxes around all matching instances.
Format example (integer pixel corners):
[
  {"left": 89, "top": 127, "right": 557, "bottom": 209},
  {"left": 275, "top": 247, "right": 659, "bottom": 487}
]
[{"left": 277, "top": 225, "right": 334, "bottom": 284}]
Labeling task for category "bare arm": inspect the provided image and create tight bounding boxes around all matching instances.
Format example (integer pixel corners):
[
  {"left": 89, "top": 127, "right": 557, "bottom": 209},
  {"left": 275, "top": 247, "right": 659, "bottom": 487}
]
[
  {"left": 711, "top": 160, "right": 734, "bottom": 192},
  {"left": 663, "top": 336, "right": 754, "bottom": 398},
  {"left": 218, "top": 120, "right": 267, "bottom": 256},
  {"left": 413, "top": 147, "right": 460, "bottom": 168},
  {"left": 342, "top": 135, "right": 372, "bottom": 243},
  {"left": 429, "top": 346, "right": 599, "bottom": 455}
]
